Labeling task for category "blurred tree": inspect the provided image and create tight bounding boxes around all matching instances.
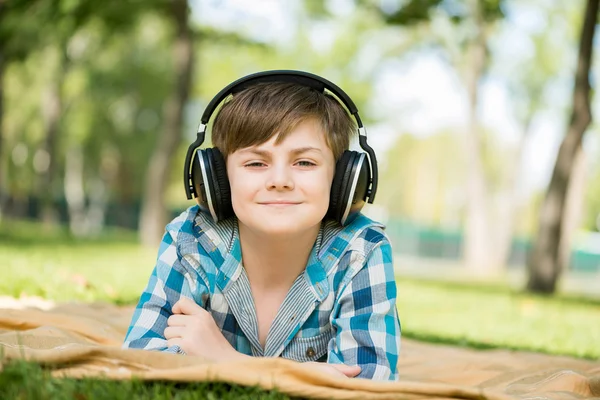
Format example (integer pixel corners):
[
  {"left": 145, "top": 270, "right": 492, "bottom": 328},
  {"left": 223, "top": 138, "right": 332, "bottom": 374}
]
[
  {"left": 377, "top": 131, "right": 466, "bottom": 227},
  {"left": 487, "top": 0, "right": 580, "bottom": 275},
  {"left": 0, "top": 58, "right": 3, "bottom": 220},
  {"left": 1, "top": 0, "right": 160, "bottom": 227},
  {"left": 2, "top": 0, "right": 267, "bottom": 238},
  {"left": 139, "top": 0, "right": 194, "bottom": 247},
  {"left": 584, "top": 162, "right": 600, "bottom": 231},
  {"left": 371, "top": 0, "right": 506, "bottom": 275},
  {"left": 59, "top": 12, "right": 173, "bottom": 236},
  {"left": 0, "top": 1, "right": 5, "bottom": 220},
  {"left": 0, "top": 0, "right": 45, "bottom": 220},
  {"left": 527, "top": 0, "right": 600, "bottom": 293}
]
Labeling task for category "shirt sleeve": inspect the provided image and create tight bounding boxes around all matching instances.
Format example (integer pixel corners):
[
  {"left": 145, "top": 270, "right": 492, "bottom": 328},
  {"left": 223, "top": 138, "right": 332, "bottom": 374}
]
[
  {"left": 328, "top": 238, "right": 401, "bottom": 380},
  {"left": 122, "top": 228, "right": 208, "bottom": 354}
]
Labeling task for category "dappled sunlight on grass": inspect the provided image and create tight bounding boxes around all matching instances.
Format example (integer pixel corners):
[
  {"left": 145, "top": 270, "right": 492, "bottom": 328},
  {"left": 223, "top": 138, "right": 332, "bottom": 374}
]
[
  {"left": 396, "top": 278, "right": 600, "bottom": 359},
  {"left": 1, "top": 242, "right": 156, "bottom": 304},
  {"left": 0, "top": 219, "right": 156, "bottom": 304}
]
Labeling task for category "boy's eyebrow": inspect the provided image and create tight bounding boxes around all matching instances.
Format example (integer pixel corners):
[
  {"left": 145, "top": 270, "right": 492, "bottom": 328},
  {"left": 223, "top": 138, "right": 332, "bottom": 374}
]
[
  {"left": 290, "top": 146, "right": 322, "bottom": 155},
  {"left": 239, "top": 148, "right": 270, "bottom": 157},
  {"left": 239, "top": 147, "right": 323, "bottom": 156}
]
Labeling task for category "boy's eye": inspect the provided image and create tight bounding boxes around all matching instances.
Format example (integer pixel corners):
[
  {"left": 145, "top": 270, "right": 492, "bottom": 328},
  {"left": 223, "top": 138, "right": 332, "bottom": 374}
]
[
  {"left": 296, "top": 160, "right": 316, "bottom": 167},
  {"left": 244, "top": 162, "right": 266, "bottom": 168}
]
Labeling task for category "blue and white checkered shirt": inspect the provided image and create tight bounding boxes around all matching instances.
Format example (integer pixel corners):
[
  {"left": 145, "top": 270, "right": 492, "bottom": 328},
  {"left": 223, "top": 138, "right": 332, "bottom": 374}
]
[{"left": 123, "top": 205, "right": 401, "bottom": 380}]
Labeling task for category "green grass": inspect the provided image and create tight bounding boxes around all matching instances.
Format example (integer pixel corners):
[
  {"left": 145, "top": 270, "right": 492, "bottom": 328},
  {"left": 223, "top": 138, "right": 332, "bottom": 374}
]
[
  {"left": 396, "top": 278, "right": 600, "bottom": 360},
  {"left": 0, "top": 219, "right": 156, "bottom": 304},
  {"left": 0, "top": 360, "right": 292, "bottom": 399},
  {"left": 1, "top": 218, "right": 600, "bottom": 398}
]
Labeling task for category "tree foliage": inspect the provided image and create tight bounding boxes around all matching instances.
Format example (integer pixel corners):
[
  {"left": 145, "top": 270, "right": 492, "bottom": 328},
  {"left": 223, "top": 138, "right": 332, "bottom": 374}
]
[{"left": 377, "top": 0, "right": 503, "bottom": 26}]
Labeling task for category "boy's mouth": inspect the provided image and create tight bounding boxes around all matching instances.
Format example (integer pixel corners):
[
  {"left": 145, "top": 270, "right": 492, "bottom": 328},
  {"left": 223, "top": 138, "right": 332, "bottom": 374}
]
[{"left": 258, "top": 201, "right": 302, "bottom": 206}]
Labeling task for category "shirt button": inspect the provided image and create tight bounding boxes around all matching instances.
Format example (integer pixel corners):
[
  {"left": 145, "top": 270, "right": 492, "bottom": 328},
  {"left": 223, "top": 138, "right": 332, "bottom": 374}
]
[{"left": 306, "top": 347, "right": 316, "bottom": 358}]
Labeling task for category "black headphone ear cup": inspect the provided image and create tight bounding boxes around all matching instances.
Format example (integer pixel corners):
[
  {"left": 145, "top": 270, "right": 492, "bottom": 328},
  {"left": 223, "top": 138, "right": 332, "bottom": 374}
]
[
  {"left": 205, "top": 148, "right": 233, "bottom": 221},
  {"left": 329, "top": 151, "right": 371, "bottom": 226},
  {"left": 328, "top": 151, "right": 356, "bottom": 224},
  {"left": 191, "top": 149, "right": 210, "bottom": 211},
  {"left": 347, "top": 154, "right": 370, "bottom": 222}
]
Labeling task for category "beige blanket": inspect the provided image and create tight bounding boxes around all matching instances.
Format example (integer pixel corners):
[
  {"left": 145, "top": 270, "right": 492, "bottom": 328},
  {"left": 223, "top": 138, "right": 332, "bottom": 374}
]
[{"left": 0, "top": 303, "right": 598, "bottom": 400}]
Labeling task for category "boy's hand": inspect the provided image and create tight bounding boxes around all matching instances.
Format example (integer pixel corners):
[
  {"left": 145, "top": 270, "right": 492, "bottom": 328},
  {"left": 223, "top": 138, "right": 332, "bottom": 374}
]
[
  {"left": 306, "top": 362, "right": 361, "bottom": 378},
  {"left": 165, "top": 297, "right": 244, "bottom": 362},
  {"left": 165, "top": 297, "right": 361, "bottom": 379}
]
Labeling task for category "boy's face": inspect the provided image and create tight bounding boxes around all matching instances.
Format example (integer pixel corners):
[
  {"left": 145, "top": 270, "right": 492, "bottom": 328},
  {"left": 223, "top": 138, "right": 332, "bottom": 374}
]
[{"left": 226, "top": 119, "right": 335, "bottom": 237}]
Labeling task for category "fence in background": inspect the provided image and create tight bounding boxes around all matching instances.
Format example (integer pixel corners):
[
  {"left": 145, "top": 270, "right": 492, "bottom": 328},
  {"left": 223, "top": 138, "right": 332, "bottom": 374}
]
[{"left": 386, "top": 220, "right": 600, "bottom": 273}]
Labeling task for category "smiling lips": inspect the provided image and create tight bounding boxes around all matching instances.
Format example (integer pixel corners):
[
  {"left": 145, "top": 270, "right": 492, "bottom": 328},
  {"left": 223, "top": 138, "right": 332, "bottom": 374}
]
[{"left": 259, "top": 201, "right": 301, "bottom": 207}]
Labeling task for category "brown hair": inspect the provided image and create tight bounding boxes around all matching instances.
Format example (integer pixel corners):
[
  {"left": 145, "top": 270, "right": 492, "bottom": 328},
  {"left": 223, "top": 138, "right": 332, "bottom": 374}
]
[{"left": 211, "top": 82, "right": 355, "bottom": 161}]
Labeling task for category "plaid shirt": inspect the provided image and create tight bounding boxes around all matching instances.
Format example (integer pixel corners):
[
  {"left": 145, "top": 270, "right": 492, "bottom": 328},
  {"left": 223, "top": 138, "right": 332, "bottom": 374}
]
[{"left": 123, "top": 205, "right": 401, "bottom": 380}]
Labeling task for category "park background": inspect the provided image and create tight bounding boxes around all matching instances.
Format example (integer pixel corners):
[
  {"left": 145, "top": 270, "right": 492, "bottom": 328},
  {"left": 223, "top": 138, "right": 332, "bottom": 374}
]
[{"left": 1, "top": 0, "right": 599, "bottom": 386}]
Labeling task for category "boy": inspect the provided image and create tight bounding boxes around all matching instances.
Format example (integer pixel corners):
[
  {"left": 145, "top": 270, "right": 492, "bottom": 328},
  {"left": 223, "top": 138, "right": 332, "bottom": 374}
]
[{"left": 123, "top": 72, "right": 401, "bottom": 381}]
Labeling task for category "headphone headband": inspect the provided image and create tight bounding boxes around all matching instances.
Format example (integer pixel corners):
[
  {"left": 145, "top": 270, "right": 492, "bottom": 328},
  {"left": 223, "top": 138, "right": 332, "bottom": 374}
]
[{"left": 200, "top": 70, "right": 362, "bottom": 126}]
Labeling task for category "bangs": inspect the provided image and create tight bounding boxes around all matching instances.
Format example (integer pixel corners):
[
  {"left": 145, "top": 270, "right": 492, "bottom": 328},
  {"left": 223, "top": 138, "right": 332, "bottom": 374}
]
[{"left": 211, "top": 82, "right": 355, "bottom": 161}]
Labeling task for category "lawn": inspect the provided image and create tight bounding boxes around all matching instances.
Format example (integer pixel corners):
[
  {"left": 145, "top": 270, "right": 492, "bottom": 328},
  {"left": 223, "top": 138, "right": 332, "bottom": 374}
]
[
  {"left": 1, "top": 219, "right": 599, "bottom": 398},
  {"left": 0, "top": 220, "right": 156, "bottom": 304},
  {"left": 398, "top": 279, "right": 600, "bottom": 360},
  {"left": 0, "top": 360, "right": 292, "bottom": 400}
]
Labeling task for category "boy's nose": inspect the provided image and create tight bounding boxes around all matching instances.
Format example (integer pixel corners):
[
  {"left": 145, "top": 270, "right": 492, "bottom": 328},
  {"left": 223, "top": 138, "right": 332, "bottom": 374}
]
[{"left": 266, "top": 165, "right": 294, "bottom": 190}]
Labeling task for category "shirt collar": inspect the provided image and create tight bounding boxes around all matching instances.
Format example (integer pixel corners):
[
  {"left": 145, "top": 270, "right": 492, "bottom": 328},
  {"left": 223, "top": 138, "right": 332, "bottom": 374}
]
[{"left": 192, "top": 208, "right": 382, "bottom": 301}]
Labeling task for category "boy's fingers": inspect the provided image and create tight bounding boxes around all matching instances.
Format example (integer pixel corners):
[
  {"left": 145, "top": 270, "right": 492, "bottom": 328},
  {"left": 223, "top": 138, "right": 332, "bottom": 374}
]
[
  {"left": 166, "top": 337, "right": 184, "bottom": 349},
  {"left": 164, "top": 326, "right": 184, "bottom": 340},
  {"left": 330, "top": 364, "right": 361, "bottom": 378},
  {"left": 167, "top": 314, "right": 188, "bottom": 327},
  {"left": 172, "top": 297, "right": 204, "bottom": 315}
]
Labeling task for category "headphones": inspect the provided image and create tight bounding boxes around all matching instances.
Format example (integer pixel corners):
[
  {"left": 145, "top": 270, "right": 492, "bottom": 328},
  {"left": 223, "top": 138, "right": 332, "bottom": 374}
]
[{"left": 183, "top": 70, "right": 379, "bottom": 226}]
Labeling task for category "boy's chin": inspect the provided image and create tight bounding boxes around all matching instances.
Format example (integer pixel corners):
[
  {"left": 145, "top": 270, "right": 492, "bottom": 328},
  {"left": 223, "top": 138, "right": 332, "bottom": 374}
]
[{"left": 245, "top": 219, "right": 321, "bottom": 237}]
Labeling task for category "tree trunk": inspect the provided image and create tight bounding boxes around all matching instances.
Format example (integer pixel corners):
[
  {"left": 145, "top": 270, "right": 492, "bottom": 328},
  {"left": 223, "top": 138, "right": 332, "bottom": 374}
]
[
  {"left": 490, "top": 116, "right": 534, "bottom": 270},
  {"left": 559, "top": 145, "right": 586, "bottom": 270},
  {"left": 139, "top": 0, "right": 194, "bottom": 247},
  {"left": 0, "top": 49, "right": 5, "bottom": 221},
  {"left": 85, "top": 174, "right": 108, "bottom": 236},
  {"left": 38, "top": 49, "right": 69, "bottom": 226},
  {"left": 462, "top": 0, "right": 493, "bottom": 275},
  {"left": 64, "top": 144, "right": 86, "bottom": 236},
  {"left": 64, "top": 144, "right": 110, "bottom": 237},
  {"left": 526, "top": 0, "right": 599, "bottom": 293}
]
